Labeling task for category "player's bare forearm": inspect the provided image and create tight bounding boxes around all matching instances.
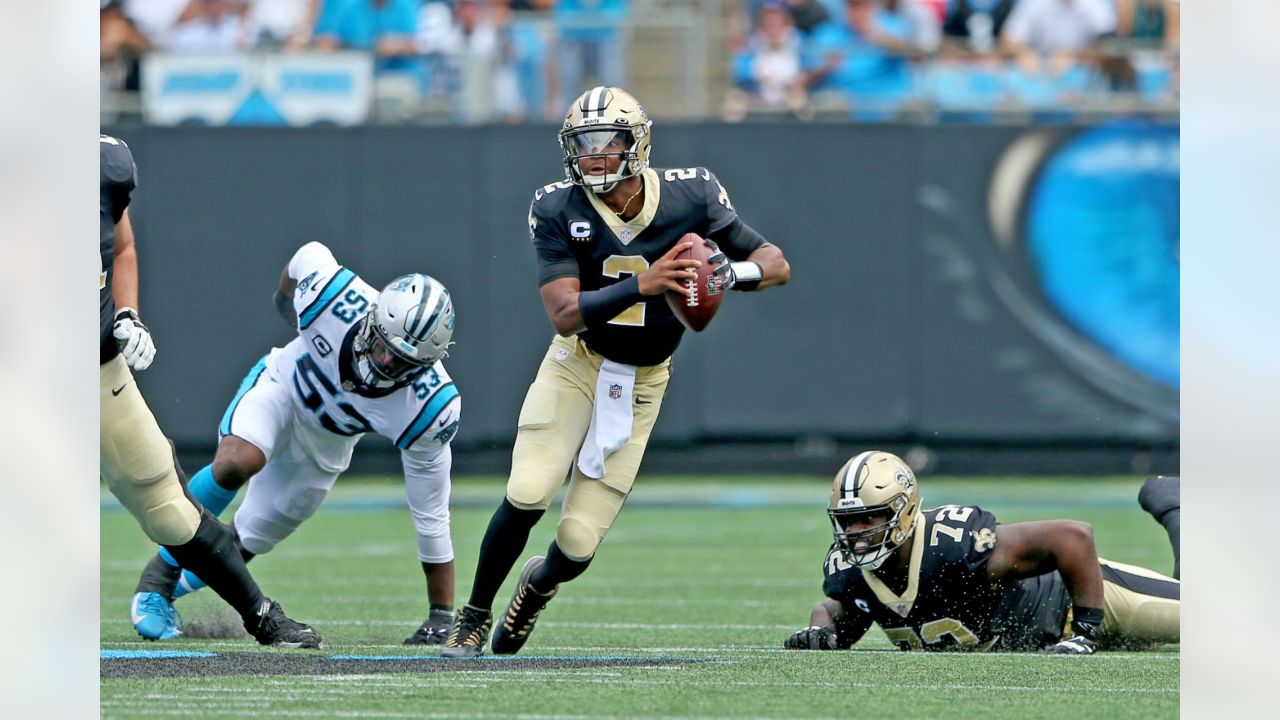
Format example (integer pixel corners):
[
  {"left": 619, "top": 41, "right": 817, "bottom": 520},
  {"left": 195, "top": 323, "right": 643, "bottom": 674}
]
[
  {"left": 746, "top": 243, "right": 790, "bottom": 290},
  {"left": 988, "top": 520, "right": 1105, "bottom": 610},
  {"left": 540, "top": 278, "right": 587, "bottom": 336},
  {"left": 809, "top": 599, "right": 841, "bottom": 627},
  {"left": 112, "top": 209, "right": 140, "bottom": 311}
]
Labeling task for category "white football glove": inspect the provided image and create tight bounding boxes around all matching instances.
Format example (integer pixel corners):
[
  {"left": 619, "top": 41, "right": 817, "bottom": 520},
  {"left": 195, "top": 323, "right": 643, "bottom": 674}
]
[
  {"left": 704, "top": 238, "right": 763, "bottom": 292},
  {"left": 112, "top": 307, "right": 157, "bottom": 371}
]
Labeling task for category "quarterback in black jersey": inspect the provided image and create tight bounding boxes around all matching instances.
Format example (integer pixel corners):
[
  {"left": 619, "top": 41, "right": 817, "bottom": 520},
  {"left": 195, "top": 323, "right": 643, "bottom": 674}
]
[
  {"left": 99, "top": 135, "right": 320, "bottom": 648},
  {"left": 443, "top": 86, "right": 791, "bottom": 658},
  {"left": 785, "top": 451, "right": 1180, "bottom": 654}
]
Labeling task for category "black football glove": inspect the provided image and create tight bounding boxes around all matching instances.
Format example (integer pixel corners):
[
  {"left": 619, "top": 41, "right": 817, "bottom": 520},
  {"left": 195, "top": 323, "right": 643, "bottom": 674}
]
[
  {"left": 704, "top": 238, "right": 763, "bottom": 292},
  {"left": 784, "top": 625, "right": 840, "bottom": 650}
]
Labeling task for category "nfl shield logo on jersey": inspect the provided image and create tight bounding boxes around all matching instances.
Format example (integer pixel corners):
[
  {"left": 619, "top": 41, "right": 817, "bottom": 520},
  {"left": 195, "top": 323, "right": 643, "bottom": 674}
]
[{"left": 608, "top": 384, "right": 622, "bottom": 400}]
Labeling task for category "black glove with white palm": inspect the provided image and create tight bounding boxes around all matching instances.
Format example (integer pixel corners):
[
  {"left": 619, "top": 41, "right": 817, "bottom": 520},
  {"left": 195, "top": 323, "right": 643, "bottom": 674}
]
[
  {"left": 1044, "top": 607, "right": 1103, "bottom": 655},
  {"left": 705, "top": 238, "right": 763, "bottom": 292},
  {"left": 113, "top": 307, "right": 157, "bottom": 371},
  {"left": 784, "top": 625, "right": 840, "bottom": 650}
]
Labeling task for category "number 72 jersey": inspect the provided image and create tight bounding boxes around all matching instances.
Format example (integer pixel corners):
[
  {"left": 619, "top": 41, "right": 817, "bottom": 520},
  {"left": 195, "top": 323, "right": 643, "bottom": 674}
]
[
  {"left": 263, "top": 243, "right": 461, "bottom": 457},
  {"left": 821, "top": 505, "right": 1069, "bottom": 652}
]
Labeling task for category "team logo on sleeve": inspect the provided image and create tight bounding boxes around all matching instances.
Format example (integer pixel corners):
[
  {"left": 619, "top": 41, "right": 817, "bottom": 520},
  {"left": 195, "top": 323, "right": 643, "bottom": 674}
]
[
  {"left": 433, "top": 419, "right": 459, "bottom": 444},
  {"left": 297, "top": 271, "right": 318, "bottom": 295},
  {"left": 972, "top": 528, "right": 996, "bottom": 553}
]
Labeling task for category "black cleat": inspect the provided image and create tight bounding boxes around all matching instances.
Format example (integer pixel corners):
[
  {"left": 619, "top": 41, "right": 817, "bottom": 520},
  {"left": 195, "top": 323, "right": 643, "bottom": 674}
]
[
  {"left": 404, "top": 607, "right": 455, "bottom": 646},
  {"left": 491, "top": 556, "right": 557, "bottom": 655},
  {"left": 135, "top": 553, "right": 182, "bottom": 598},
  {"left": 247, "top": 599, "right": 322, "bottom": 649},
  {"left": 440, "top": 605, "right": 492, "bottom": 658}
]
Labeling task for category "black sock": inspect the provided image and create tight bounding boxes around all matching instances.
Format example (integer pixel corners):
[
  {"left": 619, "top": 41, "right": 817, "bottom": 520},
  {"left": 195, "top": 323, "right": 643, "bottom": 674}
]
[
  {"left": 1139, "top": 477, "right": 1180, "bottom": 579},
  {"left": 466, "top": 498, "right": 544, "bottom": 610},
  {"left": 1162, "top": 508, "right": 1180, "bottom": 579},
  {"left": 163, "top": 510, "right": 266, "bottom": 622},
  {"left": 530, "top": 540, "right": 592, "bottom": 592}
]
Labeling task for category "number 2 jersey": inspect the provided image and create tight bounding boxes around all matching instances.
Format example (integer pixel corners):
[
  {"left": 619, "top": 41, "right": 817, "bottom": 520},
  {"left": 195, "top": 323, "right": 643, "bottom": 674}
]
[
  {"left": 528, "top": 166, "right": 766, "bottom": 366},
  {"left": 255, "top": 242, "right": 462, "bottom": 462},
  {"left": 822, "top": 505, "right": 1070, "bottom": 652}
]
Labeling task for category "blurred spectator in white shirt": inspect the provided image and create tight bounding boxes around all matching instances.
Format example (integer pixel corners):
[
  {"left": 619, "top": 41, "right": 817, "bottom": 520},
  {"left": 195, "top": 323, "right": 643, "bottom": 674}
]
[
  {"left": 886, "top": 0, "right": 942, "bottom": 55},
  {"left": 727, "top": 0, "right": 805, "bottom": 119},
  {"left": 122, "top": 0, "right": 194, "bottom": 49},
  {"left": 246, "top": 0, "right": 318, "bottom": 49},
  {"left": 419, "top": 0, "right": 525, "bottom": 122},
  {"left": 1000, "top": 0, "right": 1116, "bottom": 58},
  {"left": 167, "top": 0, "right": 255, "bottom": 54}
]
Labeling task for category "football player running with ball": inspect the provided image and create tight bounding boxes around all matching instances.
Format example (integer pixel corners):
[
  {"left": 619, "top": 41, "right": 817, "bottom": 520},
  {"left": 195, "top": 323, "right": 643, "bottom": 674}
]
[
  {"left": 442, "top": 86, "right": 791, "bottom": 657},
  {"left": 130, "top": 242, "right": 463, "bottom": 647},
  {"left": 101, "top": 134, "right": 319, "bottom": 648},
  {"left": 785, "top": 451, "right": 1180, "bottom": 654}
]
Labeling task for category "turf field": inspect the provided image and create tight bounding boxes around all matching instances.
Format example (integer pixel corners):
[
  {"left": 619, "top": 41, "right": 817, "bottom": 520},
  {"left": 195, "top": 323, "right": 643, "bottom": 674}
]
[{"left": 101, "top": 475, "right": 1179, "bottom": 719}]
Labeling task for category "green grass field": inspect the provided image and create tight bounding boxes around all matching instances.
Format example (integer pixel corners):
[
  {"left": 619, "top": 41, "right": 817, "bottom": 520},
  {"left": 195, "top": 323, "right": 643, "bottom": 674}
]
[{"left": 101, "top": 475, "right": 1179, "bottom": 719}]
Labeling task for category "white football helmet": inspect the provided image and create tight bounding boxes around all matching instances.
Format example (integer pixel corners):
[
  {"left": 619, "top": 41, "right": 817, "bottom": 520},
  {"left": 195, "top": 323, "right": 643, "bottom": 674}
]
[
  {"left": 559, "top": 86, "right": 652, "bottom": 194},
  {"left": 828, "top": 451, "right": 921, "bottom": 570},
  {"left": 352, "top": 274, "right": 454, "bottom": 390}
]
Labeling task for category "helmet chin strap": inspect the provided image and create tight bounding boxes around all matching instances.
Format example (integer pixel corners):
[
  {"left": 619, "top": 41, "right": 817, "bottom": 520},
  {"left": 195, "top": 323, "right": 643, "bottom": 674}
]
[{"left": 584, "top": 172, "right": 623, "bottom": 194}]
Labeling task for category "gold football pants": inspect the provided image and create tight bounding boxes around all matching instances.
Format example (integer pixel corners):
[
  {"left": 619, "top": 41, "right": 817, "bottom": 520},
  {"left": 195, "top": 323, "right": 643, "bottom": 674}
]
[
  {"left": 100, "top": 354, "right": 200, "bottom": 546},
  {"left": 1096, "top": 558, "right": 1180, "bottom": 647},
  {"left": 506, "top": 335, "right": 670, "bottom": 560}
]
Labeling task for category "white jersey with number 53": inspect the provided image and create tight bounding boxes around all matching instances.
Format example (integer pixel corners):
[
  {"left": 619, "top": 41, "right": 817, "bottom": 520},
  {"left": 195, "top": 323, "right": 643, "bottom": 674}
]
[{"left": 268, "top": 242, "right": 461, "bottom": 462}]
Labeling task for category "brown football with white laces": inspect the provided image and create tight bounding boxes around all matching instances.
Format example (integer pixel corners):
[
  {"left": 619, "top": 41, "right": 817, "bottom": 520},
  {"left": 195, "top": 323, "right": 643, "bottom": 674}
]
[{"left": 664, "top": 233, "right": 725, "bottom": 332}]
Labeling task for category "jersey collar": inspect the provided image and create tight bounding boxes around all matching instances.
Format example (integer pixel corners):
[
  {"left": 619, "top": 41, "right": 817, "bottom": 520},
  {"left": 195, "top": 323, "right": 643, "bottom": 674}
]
[
  {"left": 584, "top": 167, "right": 660, "bottom": 246},
  {"left": 861, "top": 518, "right": 927, "bottom": 618}
]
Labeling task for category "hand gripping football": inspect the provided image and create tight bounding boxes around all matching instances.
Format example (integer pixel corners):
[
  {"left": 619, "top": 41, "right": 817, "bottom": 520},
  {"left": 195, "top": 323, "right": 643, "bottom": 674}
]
[{"left": 665, "top": 233, "right": 725, "bottom": 332}]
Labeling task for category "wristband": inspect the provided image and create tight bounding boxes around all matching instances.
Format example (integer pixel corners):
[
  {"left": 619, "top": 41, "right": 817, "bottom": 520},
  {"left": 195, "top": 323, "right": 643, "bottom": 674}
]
[
  {"left": 579, "top": 276, "right": 642, "bottom": 329},
  {"left": 1071, "top": 606, "right": 1104, "bottom": 639},
  {"left": 729, "top": 261, "right": 762, "bottom": 291}
]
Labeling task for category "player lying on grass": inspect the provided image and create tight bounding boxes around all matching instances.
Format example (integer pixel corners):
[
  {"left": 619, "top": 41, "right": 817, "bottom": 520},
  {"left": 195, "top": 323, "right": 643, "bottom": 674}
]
[
  {"left": 130, "top": 242, "right": 462, "bottom": 646},
  {"left": 785, "top": 451, "right": 1180, "bottom": 654}
]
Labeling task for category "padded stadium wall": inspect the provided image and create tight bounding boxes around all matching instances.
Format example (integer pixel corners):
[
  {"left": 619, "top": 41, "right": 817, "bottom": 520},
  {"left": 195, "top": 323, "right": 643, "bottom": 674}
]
[{"left": 102, "top": 122, "right": 1179, "bottom": 475}]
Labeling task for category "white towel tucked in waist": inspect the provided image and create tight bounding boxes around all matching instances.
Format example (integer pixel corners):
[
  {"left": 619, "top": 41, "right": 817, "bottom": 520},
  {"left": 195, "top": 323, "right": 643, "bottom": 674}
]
[{"left": 576, "top": 359, "right": 638, "bottom": 480}]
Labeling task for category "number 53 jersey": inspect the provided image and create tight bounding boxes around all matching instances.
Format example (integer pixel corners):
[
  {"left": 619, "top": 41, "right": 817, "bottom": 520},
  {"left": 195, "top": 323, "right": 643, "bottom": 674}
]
[{"left": 222, "top": 243, "right": 462, "bottom": 471}]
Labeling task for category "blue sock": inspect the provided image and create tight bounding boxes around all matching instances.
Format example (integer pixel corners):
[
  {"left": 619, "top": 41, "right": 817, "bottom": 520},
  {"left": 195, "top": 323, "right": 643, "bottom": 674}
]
[
  {"left": 189, "top": 464, "right": 238, "bottom": 516},
  {"left": 171, "top": 570, "right": 207, "bottom": 599},
  {"left": 155, "top": 464, "right": 238, "bottom": 593}
]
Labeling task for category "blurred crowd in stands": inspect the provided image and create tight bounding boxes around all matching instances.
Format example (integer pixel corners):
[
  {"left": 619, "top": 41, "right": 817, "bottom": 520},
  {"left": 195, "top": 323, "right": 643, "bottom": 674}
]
[{"left": 101, "top": 0, "right": 1179, "bottom": 124}]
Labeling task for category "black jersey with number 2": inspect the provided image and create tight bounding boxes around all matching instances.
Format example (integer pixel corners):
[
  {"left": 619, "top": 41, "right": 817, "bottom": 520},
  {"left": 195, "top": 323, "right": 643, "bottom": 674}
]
[{"left": 528, "top": 166, "right": 763, "bottom": 366}]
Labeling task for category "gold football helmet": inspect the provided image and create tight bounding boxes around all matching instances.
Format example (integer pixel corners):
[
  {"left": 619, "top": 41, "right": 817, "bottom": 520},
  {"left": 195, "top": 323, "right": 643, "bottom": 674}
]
[
  {"left": 828, "top": 451, "right": 921, "bottom": 570},
  {"left": 559, "top": 86, "right": 652, "bottom": 193}
]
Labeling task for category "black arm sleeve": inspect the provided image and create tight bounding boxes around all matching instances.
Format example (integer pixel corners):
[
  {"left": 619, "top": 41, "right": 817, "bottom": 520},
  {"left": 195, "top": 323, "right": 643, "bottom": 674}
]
[{"left": 706, "top": 217, "right": 768, "bottom": 261}]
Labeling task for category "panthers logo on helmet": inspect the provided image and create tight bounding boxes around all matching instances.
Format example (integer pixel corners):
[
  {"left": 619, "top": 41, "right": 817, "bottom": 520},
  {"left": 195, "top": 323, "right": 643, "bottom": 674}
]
[{"left": 558, "top": 86, "right": 653, "bottom": 194}]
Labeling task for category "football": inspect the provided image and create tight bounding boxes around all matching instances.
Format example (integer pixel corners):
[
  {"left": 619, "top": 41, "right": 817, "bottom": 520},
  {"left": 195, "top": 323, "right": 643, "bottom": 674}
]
[{"left": 665, "top": 233, "right": 725, "bottom": 332}]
